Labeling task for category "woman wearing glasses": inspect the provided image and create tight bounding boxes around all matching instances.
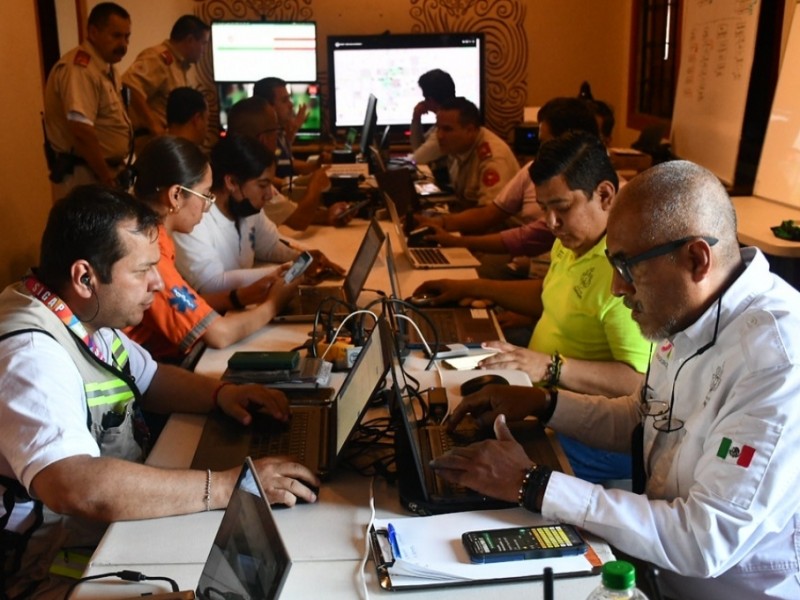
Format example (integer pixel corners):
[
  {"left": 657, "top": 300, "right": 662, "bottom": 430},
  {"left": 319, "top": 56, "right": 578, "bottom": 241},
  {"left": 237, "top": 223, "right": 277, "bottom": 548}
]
[{"left": 127, "top": 135, "right": 298, "bottom": 360}]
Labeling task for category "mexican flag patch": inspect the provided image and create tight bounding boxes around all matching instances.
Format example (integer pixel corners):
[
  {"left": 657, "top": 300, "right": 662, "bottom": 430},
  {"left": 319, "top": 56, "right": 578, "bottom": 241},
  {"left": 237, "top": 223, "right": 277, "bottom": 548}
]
[{"left": 716, "top": 437, "right": 755, "bottom": 467}]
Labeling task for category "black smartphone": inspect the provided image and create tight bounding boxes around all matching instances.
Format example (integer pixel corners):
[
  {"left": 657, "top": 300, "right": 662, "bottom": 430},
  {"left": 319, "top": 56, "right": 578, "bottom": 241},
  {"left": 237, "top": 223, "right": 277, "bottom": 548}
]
[
  {"left": 284, "top": 251, "right": 314, "bottom": 283},
  {"left": 336, "top": 198, "right": 371, "bottom": 220},
  {"left": 227, "top": 351, "right": 300, "bottom": 371},
  {"left": 462, "top": 524, "right": 587, "bottom": 563}
]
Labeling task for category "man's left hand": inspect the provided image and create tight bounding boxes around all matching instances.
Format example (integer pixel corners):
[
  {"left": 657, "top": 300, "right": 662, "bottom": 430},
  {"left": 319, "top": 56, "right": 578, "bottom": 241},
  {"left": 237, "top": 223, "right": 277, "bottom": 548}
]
[
  {"left": 479, "top": 341, "right": 550, "bottom": 383},
  {"left": 431, "top": 415, "right": 532, "bottom": 503}
]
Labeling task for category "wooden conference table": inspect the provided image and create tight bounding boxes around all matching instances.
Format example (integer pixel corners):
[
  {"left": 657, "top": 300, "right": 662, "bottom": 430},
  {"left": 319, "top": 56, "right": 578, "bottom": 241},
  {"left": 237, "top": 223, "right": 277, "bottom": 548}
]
[{"left": 73, "top": 218, "right": 612, "bottom": 599}]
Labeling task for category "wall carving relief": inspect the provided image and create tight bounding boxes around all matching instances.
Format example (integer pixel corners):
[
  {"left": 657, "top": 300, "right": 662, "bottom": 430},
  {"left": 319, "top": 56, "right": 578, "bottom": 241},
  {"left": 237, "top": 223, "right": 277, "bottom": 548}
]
[{"left": 193, "top": 0, "right": 527, "bottom": 144}]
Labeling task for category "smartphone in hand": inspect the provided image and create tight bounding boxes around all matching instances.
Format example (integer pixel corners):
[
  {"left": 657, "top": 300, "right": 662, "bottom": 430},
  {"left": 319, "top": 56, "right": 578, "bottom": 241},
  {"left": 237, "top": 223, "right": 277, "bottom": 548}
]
[
  {"left": 284, "top": 251, "right": 314, "bottom": 283},
  {"left": 462, "top": 523, "right": 587, "bottom": 563}
]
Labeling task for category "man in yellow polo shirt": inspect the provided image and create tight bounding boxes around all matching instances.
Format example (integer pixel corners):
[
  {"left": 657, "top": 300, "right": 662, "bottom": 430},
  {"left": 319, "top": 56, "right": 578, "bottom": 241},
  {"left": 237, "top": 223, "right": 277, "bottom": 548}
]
[{"left": 412, "top": 131, "right": 650, "bottom": 483}]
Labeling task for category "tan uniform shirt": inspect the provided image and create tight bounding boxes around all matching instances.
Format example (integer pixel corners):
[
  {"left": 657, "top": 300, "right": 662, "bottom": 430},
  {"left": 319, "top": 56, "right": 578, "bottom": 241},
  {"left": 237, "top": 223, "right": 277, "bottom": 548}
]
[
  {"left": 447, "top": 127, "right": 519, "bottom": 206},
  {"left": 122, "top": 40, "right": 198, "bottom": 131},
  {"left": 44, "top": 42, "right": 132, "bottom": 162}
]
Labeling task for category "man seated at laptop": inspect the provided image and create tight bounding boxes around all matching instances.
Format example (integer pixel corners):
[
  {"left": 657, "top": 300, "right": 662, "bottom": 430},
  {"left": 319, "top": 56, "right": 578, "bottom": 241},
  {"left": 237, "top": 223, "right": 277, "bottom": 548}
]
[
  {"left": 174, "top": 134, "right": 344, "bottom": 297},
  {"left": 412, "top": 132, "right": 651, "bottom": 483},
  {"left": 226, "top": 96, "right": 350, "bottom": 231},
  {"left": 410, "top": 68, "right": 456, "bottom": 165},
  {"left": 415, "top": 97, "right": 599, "bottom": 239},
  {"left": 430, "top": 161, "right": 800, "bottom": 600},
  {"left": 0, "top": 186, "right": 319, "bottom": 597},
  {"left": 435, "top": 97, "right": 519, "bottom": 207},
  {"left": 165, "top": 86, "right": 209, "bottom": 146}
]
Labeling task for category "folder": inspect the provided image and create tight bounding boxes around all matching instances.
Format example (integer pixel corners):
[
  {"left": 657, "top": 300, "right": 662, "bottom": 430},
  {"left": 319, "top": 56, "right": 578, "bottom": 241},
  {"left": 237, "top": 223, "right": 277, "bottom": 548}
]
[{"left": 369, "top": 508, "right": 604, "bottom": 590}]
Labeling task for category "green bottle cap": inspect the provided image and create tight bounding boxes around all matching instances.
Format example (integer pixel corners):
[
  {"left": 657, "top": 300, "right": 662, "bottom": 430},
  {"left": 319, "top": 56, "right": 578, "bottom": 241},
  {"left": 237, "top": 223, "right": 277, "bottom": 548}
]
[{"left": 601, "top": 560, "right": 636, "bottom": 590}]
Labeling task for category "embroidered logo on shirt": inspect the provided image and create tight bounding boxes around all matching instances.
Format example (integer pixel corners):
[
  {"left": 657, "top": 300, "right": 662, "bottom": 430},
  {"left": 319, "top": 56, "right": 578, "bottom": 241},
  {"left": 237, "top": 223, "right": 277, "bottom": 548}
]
[
  {"left": 249, "top": 227, "right": 257, "bottom": 250},
  {"left": 573, "top": 267, "right": 595, "bottom": 299},
  {"left": 482, "top": 168, "right": 500, "bottom": 187},
  {"left": 477, "top": 141, "right": 493, "bottom": 160},
  {"left": 160, "top": 49, "right": 174, "bottom": 65},
  {"left": 716, "top": 437, "right": 755, "bottom": 467},
  {"left": 655, "top": 341, "right": 673, "bottom": 366},
  {"left": 704, "top": 364, "right": 724, "bottom": 406},
  {"left": 168, "top": 285, "right": 198, "bottom": 313}
]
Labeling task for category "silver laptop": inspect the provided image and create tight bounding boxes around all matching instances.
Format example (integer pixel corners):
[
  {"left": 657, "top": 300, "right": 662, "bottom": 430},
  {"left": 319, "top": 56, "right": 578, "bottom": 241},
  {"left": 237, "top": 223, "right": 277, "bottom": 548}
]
[
  {"left": 384, "top": 196, "right": 480, "bottom": 269},
  {"left": 274, "top": 219, "right": 385, "bottom": 322},
  {"left": 195, "top": 458, "right": 292, "bottom": 600},
  {"left": 190, "top": 320, "right": 389, "bottom": 478}
]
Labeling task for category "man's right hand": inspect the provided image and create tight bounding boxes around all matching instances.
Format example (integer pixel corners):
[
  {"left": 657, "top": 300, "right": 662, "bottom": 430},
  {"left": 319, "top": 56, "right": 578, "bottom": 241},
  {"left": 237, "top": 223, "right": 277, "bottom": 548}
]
[
  {"left": 447, "top": 385, "right": 550, "bottom": 430},
  {"left": 411, "top": 279, "right": 475, "bottom": 306},
  {"left": 251, "top": 457, "right": 320, "bottom": 506}
]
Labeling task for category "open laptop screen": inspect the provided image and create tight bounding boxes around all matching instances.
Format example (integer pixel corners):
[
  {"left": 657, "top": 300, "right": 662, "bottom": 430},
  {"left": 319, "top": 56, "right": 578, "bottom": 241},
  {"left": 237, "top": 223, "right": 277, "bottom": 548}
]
[{"left": 196, "top": 458, "right": 291, "bottom": 600}]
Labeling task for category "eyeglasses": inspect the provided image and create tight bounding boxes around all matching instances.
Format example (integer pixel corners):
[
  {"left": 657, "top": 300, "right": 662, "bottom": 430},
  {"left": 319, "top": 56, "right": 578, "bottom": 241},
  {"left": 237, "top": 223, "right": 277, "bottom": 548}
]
[
  {"left": 605, "top": 236, "right": 718, "bottom": 284},
  {"left": 179, "top": 186, "right": 215, "bottom": 212}
]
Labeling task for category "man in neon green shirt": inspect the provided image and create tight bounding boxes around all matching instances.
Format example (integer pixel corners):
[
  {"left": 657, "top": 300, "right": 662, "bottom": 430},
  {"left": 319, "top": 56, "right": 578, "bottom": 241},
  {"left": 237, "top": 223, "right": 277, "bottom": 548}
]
[{"left": 413, "top": 131, "right": 650, "bottom": 482}]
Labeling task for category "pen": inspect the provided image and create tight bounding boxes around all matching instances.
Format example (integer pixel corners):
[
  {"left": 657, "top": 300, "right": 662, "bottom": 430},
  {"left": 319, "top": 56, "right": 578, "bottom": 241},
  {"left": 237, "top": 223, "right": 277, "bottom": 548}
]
[{"left": 387, "top": 523, "right": 402, "bottom": 559}]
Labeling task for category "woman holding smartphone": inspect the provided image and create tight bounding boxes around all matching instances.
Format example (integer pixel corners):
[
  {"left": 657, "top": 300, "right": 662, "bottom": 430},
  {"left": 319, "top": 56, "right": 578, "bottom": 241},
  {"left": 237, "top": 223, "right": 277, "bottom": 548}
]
[
  {"left": 127, "top": 135, "right": 299, "bottom": 361},
  {"left": 172, "top": 134, "right": 342, "bottom": 297}
]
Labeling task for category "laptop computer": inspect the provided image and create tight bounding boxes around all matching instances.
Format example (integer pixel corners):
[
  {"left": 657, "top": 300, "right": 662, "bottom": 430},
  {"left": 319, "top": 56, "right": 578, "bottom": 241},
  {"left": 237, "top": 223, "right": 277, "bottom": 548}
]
[
  {"left": 194, "top": 458, "right": 291, "bottom": 600},
  {"left": 274, "top": 219, "right": 385, "bottom": 322},
  {"left": 384, "top": 235, "right": 504, "bottom": 349},
  {"left": 190, "top": 318, "right": 389, "bottom": 477},
  {"left": 383, "top": 195, "right": 480, "bottom": 269},
  {"left": 387, "top": 341, "right": 567, "bottom": 515}
]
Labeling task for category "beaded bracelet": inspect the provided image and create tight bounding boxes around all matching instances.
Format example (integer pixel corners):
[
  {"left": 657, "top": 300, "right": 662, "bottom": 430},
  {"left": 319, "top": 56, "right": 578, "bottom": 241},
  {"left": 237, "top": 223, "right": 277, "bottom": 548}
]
[
  {"left": 545, "top": 351, "right": 564, "bottom": 388},
  {"left": 519, "top": 465, "right": 553, "bottom": 513},
  {"left": 204, "top": 469, "right": 212, "bottom": 512}
]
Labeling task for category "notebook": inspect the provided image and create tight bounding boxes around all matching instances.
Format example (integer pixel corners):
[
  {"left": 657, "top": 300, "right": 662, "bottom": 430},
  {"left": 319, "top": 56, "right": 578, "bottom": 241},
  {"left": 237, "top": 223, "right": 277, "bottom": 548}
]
[
  {"left": 194, "top": 458, "right": 291, "bottom": 600},
  {"left": 384, "top": 235, "right": 504, "bottom": 350},
  {"left": 384, "top": 196, "right": 480, "bottom": 269},
  {"left": 190, "top": 320, "right": 390, "bottom": 477},
  {"left": 387, "top": 341, "right": 567, "bottom": 515},
  {"left": 274, "top": 219, "right": 385, "bottom": 322}
]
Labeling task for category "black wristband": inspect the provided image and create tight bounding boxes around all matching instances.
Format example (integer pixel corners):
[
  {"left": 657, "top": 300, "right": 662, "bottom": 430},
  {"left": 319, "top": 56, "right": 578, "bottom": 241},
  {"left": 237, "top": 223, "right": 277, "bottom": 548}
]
[
  {"left": 229, "top": 289, "right": 245, "bottom": 310},
  {"left": 540, "top": 388, "right": 559, "bottom": 424}
]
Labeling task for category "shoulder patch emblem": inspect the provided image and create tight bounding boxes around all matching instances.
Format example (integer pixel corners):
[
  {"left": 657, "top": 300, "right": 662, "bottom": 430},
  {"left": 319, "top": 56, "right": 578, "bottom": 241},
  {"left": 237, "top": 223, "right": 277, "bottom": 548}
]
[
  {"left": 168, "top": 286, "right": 198, "bottom": 313},
  {"left": 160, "top": 50, "right": 174, "bottom": 66},
  {"left": 74, "top": 50, "right": 91, "bottom": 67},
  {"left": 477, "top": 141, "right": 493, "bottom": 160},
  {"left": 482, "top": 168, "right": 500, "bottom": 187}
]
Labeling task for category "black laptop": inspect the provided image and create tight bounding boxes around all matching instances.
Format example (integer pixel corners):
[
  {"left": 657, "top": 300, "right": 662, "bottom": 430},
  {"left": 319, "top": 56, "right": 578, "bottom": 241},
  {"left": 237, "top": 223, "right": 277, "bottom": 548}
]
[
  {"left": 191, "top": 320, "right": 390, "bottom": 477},
  {"left": 274, "top": 219, "right": 385, "bottom": 322},
  {"left": 386, "top": 336, "right": 567, "bottom": 515}
]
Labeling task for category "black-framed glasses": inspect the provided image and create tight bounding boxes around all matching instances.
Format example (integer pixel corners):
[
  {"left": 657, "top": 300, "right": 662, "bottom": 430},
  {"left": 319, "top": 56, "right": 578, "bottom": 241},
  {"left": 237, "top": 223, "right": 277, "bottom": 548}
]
[
  {"left": 606, "top": 236, "right": 718, "bottom": 284},
  {"left": 179, "top": 185, "right": 216, "bottom": 212}
]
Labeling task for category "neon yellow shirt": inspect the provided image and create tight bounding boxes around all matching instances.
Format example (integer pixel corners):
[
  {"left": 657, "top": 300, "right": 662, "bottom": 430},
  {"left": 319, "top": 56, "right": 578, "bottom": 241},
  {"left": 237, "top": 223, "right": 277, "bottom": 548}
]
[{"left": 529, "top": 236, "right": 650, "bottom": 373}]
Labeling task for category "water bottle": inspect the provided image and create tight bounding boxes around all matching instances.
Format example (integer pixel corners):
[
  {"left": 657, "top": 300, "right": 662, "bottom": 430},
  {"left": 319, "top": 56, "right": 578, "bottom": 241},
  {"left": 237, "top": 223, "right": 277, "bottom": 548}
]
[{"left": 585, "top": 560, "right": 649, "bottom": 599}]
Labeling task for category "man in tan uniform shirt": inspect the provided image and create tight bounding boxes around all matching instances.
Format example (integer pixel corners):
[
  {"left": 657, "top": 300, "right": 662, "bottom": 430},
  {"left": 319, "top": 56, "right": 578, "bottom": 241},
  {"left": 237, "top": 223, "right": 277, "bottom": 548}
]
[
  {"left": 122, "top": 15, "right": 209, "bottom": 152},
  {"left": 44, "top": 2, "right": 132, "bottom": 193},
  {"left": 437, "top": 97, "right": 519, "bottom": 207}
]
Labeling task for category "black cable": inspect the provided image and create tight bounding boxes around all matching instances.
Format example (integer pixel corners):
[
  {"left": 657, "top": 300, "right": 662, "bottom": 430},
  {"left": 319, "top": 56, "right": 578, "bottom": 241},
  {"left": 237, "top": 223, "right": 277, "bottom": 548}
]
[{"left": 64, "top": 569, "right": 179, "bottom": 599}]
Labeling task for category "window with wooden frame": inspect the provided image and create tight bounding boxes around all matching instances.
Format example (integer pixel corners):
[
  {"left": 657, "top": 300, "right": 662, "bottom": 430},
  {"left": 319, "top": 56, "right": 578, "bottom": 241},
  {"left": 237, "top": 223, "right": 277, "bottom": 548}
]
[{"left": 627, "top": 0, "right": 682, "bottom": 130}]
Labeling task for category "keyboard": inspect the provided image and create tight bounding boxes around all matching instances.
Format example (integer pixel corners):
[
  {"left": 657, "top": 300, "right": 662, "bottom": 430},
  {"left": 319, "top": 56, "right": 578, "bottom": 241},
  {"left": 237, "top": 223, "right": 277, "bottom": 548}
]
[
  {"left": 415, "top": 310, "right": 459, "bottom": 342},
  {"left": 326, "top": 163, "right": 369, "bottom": 178},
  {"left": 410, "top": 247, "right": 450, "bottom": 266},
  {"left": 251, "top": 412, "right": 310, "bottom": 462}
]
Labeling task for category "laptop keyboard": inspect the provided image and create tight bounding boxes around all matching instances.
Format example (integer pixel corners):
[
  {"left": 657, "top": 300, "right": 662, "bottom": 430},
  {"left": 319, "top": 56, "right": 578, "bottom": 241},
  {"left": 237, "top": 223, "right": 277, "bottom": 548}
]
[
  {"left": 250, "top": 412, "right": 310, "bottom": 462},
  {"left": 410, "top": 247, "right": 450, "bottom": 265},
  {"left": 415, "top": 310, "right": 459, "bottom": 342}
]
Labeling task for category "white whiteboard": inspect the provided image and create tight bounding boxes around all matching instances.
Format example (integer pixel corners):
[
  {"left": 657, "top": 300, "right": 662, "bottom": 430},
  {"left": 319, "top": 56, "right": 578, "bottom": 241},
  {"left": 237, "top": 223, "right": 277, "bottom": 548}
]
[
  {"left": 671, "top": 0, "right": 762, "bottom": 185},
  {"left": 754, "top": 7, "right": 800, "bottom": 208}
]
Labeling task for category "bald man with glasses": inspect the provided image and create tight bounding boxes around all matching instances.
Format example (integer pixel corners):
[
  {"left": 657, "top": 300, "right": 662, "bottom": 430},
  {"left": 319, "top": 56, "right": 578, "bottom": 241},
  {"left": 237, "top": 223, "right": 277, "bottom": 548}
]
[{"left": 430, "top": 160, "right": 800, "bottom": 600}]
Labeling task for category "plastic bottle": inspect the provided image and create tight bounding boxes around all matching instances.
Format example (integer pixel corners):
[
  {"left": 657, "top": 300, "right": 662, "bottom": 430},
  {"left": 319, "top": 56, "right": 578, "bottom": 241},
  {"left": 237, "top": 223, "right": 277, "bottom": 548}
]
[{"left": 585, "top": 560, "right": 649, "bottom": 599}]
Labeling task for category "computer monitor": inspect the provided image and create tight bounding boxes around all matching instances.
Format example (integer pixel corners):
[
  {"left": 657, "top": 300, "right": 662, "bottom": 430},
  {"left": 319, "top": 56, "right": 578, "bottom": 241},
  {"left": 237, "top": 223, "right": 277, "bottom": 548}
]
[
  {"left": 327, "top": 32, "right": 485, "bottom": 129},
  {"left": 211, "top": 21, "right": 317, "bottom": 83},
  {"left": 359, "top": 94, "right": 378, "bottom": 159},
  {"left": 217, "top": 81, "right": 322, "bottom": 140}
]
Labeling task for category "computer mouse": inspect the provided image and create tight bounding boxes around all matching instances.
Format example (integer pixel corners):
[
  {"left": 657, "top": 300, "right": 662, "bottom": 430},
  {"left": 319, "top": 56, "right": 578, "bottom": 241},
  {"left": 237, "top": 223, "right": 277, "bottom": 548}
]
[
  {"left": 459, "top": 374, "right": 509, "bottom": 397},
  {"left": 408, "top": 292, "right": 436, "bottom": 306}
]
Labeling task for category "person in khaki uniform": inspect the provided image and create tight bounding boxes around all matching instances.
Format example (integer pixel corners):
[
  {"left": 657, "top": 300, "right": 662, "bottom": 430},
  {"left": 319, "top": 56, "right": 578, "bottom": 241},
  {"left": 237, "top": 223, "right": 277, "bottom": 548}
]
[
  {"left": 43, "top": 2, "right": 132, "bottom": 193},
  {"left": 436, "top": 96, "right": 519, "bottom": 207},
  {"left": 122, "top": 15, "right": 209, "bottom": 151}
]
